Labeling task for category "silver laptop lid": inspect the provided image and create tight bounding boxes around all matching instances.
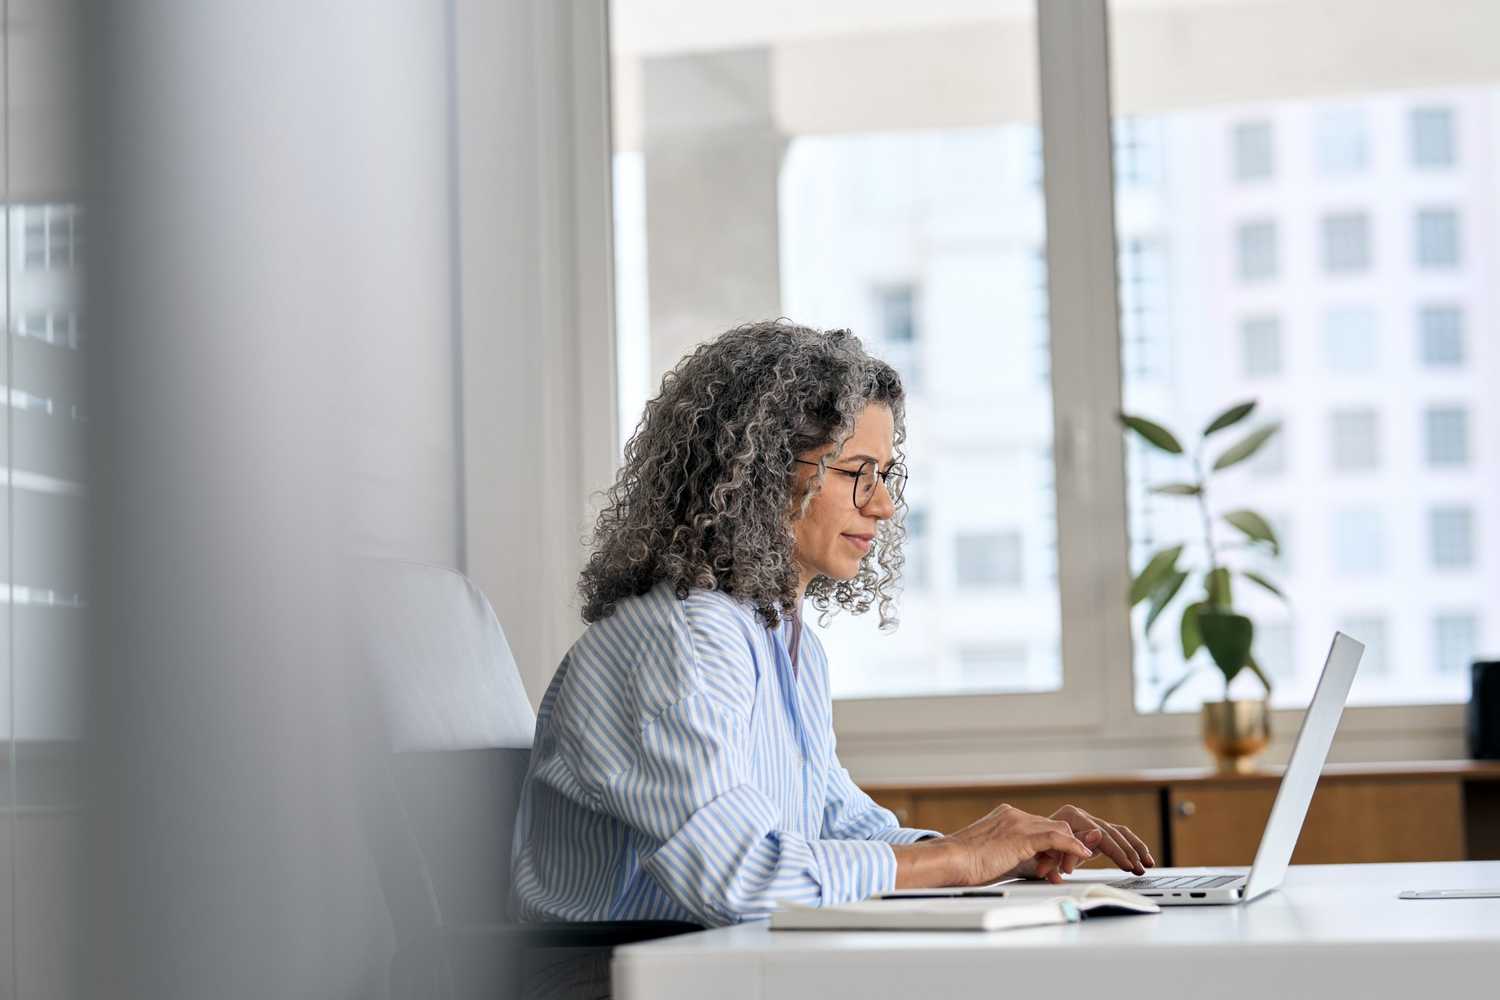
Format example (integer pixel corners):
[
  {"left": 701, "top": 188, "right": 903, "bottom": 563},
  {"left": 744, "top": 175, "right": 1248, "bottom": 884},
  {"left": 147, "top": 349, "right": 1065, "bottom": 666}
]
[{"left": 1242, "top": 631, "right": 1364, "bottom": 901}]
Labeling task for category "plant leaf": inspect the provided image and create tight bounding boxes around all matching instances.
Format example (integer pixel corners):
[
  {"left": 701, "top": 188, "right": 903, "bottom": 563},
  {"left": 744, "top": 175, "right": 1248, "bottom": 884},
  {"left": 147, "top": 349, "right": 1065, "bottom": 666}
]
[
  {"left": 1144, "top": 570, "right": 1188, "bottom": 635},
  {"left": 1119, "top": 413, "right": 1185, "bottom": 455},
  {"left": 1245, "top": 654, "right": 1274, "bottom": 697},
  {"left": 1222, "top": 510, "right": 1280, "bottom": 555},
  {"left": 1241, "top": 569, "right": 1287, "bottom": 602},
  {"left": 1129, "top": 544, "right": 1184, "bottom": 606},
  {"left": 1198, "top": 611, "right": 1253, "bottom": 685},
  {"left": 1211, "top": 423, "right": 1280, "bottom": 472},
  {"left": 1150, "top": 482, "right": 1202, "bottom": 497},
  {"left": 1205, "top": 567, "right": 1232, "bottom": 608},
  {"left": 1203, "top": 400, "right": 1257, "bottom": 437},
  {"left": 1180, "top": 601, "right": 1207, "bottom": 661},
  {"left": 1156, "top": 670, "right": 1199, "bottom": 712}
]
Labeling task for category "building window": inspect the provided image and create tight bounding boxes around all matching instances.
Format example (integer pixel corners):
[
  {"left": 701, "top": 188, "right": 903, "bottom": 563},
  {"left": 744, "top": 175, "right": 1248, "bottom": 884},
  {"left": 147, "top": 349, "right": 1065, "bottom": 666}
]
[
  {"left": 21, "top": 204, "right": 77, "bottom": 272},
  {"left": 1324, "top": 306, "right": 1377, "bottom": 372},
  {"left": 1114, "top": 116, "right": 1164, "bottom": 188},
  {"left": 1330, "top": 409, "right": 1379, "bottom": 471},
  {"left": 1424, "top": 406, "right": 1469, "bottom": 467},
  {"left": 954, "top": 531, "right": 1023, "bottom": 588},
  {"left": 1119, "top": 237, "right": 1169, "bottom": 382},
  {"left": 1418, "top": 305, "right": 1464, "bottom": 367},
  {"left": 1415, "top": 208, "right": 1460, "bottom": 269},
  {"left": 1235, "top": 220, "right": 1277, "bottom": 282},
  {"left": 1429, "top": 506, "right": 1474, "bottom": 569},
  {"left": 1332, "top": 509, "right": 1385, "bottom": 575},
  {"left": 1410, "top": 107, "right": 1456, "bottom": 168},
  {"left": 1322, "top": 212, "right": 1371, "bottom": 274},
  {"left": 876, "top": 284, "right": 917, "bottom": 343},
  {"left": 1315, "top": 109, "right": 1369, "bottom": 174},
  {"left": 1339, "top": 615, "right": 1388, "bottom": 677},
  {"left": 1241, "top": 316, "right": 1281, "bottom": 377},
  {"left": 1434, "top": 614, "right": 1477, "bottom": 674},
  {"left": 904, "top": 508, "right": 930, "bottom": 591},
  {"left": 1231, "top": 119, "right": 1273, "bottom": 182},
  {"left": 957, "top": 643, "right": 1030, "bottom": 691},
  {"left": 1255, "top": 621, "right": 1296, "bottom": 680}
]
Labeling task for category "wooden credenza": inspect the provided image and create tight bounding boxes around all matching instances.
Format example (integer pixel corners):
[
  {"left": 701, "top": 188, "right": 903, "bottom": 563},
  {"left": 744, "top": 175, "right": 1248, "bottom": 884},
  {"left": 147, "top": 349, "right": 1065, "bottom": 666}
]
[{"left": 864, "top": 760, "right": 1500, "bottom": 868}]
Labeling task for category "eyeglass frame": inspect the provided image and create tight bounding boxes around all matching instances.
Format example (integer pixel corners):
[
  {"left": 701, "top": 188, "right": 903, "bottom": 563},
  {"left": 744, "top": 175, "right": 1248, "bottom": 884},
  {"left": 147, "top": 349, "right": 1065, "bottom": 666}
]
[{"left": 792, "top": 457, "right": 908, "bottom": 509}]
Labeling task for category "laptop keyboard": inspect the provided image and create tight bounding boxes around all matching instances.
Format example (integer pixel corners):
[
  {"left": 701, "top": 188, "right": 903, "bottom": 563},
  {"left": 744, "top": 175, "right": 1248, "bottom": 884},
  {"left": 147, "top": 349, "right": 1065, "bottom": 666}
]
[{"left": 1111, "top": 875, "right": 1241, "bottom": 890}]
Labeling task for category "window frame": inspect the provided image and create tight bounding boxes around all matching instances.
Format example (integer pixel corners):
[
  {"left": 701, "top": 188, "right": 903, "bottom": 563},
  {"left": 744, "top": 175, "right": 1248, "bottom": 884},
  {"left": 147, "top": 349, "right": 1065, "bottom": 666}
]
[{"left": 566, "top": 0, "right": 1469, "bottom": 771}]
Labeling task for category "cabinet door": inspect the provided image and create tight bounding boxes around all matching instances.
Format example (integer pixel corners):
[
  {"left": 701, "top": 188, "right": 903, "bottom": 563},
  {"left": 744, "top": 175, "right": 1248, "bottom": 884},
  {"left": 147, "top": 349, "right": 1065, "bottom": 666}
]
[
  {"left": 911, "top": 789, "right": 1163, "bottom": 870},
  {"left": 1169, "top": 777, "right": 1464, "bottom": 867}
]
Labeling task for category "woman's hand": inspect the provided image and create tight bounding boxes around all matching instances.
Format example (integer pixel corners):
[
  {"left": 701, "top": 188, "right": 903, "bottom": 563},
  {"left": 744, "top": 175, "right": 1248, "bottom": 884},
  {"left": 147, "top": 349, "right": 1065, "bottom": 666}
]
[
  {"left": 891, "top": 804, "right": 1093, "bottom": 889},
  {"left": 1011, "top": 804, "right": 1156, "bottom": 881}
]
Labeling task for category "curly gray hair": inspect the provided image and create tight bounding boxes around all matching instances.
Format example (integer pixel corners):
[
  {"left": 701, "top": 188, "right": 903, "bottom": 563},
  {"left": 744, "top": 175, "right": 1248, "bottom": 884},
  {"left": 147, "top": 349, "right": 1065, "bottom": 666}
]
[{"left": 580, "top": 319, "right": 907, "bottom": 631}]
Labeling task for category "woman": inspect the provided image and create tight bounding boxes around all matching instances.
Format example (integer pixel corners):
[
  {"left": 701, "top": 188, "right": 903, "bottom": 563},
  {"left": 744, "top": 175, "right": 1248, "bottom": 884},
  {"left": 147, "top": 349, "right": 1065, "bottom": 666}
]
[{"left": 512, "top": 320, "right": 1153, "bottom": 928}]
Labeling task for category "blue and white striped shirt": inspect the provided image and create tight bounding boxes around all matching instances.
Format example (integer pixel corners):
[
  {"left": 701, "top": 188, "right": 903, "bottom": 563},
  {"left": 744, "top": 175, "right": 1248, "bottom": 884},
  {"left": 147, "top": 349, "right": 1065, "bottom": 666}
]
[{"left": 511, "top": 580, "right": 938, "bottom": 927}]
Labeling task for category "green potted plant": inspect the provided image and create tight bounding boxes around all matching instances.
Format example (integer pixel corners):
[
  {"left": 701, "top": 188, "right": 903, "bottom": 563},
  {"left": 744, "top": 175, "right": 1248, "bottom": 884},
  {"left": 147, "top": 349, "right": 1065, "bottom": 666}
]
[{"left": 1119, "top": 400, "right": 1284, "bottom": 772}]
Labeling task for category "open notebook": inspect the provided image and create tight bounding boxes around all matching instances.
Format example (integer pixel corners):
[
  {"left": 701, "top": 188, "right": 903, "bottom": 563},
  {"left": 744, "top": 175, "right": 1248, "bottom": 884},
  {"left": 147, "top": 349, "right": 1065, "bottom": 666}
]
[{"left": 770, "top": 883, "right": 1159, "bottom": 931}]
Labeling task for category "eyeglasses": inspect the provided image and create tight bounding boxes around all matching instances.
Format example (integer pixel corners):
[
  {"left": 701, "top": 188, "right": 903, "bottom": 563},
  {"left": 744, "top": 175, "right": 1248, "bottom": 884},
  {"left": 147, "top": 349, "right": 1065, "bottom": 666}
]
[{"left": 793, "top": 458, "right": 908, "bottom": 508}]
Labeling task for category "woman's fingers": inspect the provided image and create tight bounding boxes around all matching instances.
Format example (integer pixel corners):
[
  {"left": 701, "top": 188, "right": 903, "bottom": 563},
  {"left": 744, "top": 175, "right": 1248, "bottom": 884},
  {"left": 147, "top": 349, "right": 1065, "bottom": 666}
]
[
  {"left": 1096, "top": 822, "right": 1144, "bottom": 874},
  {"left": 1113, "top": 823, "right": 1156, "bottom": 869}
]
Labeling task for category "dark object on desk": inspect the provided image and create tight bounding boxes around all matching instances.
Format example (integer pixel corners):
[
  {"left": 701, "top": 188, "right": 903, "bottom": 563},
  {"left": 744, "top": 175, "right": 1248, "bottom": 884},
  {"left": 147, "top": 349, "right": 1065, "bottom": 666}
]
[
  {"left": 355, "top": 561, "right": 698, "bottom": 1000},
  {"left": 1470, "top": 660, "right": 1500, "bottom": 760}
]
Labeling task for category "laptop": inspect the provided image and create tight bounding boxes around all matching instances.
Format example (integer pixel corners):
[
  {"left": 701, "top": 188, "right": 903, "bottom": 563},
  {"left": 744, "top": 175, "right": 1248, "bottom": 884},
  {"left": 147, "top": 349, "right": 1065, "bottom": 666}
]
[{"left": 1098, "top": 630, "right": 1365, "bottom": 905}]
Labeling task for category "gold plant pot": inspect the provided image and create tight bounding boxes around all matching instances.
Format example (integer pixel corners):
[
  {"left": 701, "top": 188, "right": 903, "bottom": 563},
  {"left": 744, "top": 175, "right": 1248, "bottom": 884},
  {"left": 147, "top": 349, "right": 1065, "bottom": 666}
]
[{"left": 1200, "top": 699, "right": 1270, "bottom": 773}]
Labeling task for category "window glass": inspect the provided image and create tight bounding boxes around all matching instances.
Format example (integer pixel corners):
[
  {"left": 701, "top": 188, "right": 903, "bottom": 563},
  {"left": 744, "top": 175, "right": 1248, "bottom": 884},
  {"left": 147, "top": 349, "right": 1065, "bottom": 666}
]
[
  {"left": 1423, "top": 406, "right": 1469, "bottom": 466},
  {"left": 1112, "top": 0, "right": 1499, "bottom": 711},
  {"left": 1324, "top": 307, "right": 1377, "bottom": 372},
  {"left": 1410, "top": 106, "right": 1456, "bottom": 167},
  {"left": 1231, "top": 120, "right": 1273, "bottom": 181},
  {"left": 1415, "top": 207, "right": 1460, "bottom": 268},
  {"left": 1418, "top": 305, "right": 1464, "bottom": 366},
  {"left": 1240, "top": 316, "right": 1281, "bottom": 377},
  {"left": 1321, "top": 212, "right": 1371, "bottom": 274},
  {"left": 1315, "top": 108, "right": 1369, "bottom": 174},
  {"left": 1235, "top": 220, "right": 1278, "bottom": 281},
  {"left": 1330, "top": 409, "right": 1379, "bottom": 471},
  {"left": 1429, "top": 506, "right": 1474, "bottom": 569},
  {"left": 611, "top": 2, "right": 1059, "bottom": 701}
]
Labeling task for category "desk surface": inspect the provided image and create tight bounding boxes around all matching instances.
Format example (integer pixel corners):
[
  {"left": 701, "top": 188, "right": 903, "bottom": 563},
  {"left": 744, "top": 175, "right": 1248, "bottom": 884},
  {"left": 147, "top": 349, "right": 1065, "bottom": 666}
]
[{"left": 614, "top": 862, "right": 1500, "bottom": 1000}]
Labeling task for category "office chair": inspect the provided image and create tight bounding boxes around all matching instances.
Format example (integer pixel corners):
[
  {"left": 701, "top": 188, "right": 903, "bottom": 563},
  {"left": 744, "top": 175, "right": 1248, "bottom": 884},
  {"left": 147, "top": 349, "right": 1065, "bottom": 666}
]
[{"left": 353, "top": 560, "right": 697, "bottom": 1000}]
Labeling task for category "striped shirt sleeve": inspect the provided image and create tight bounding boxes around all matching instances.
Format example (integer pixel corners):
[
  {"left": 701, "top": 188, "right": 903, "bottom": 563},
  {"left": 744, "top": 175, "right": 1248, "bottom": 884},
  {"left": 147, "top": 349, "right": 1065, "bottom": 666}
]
[{"left": 822, "top": 761, "right": 943, "bottom": 845}]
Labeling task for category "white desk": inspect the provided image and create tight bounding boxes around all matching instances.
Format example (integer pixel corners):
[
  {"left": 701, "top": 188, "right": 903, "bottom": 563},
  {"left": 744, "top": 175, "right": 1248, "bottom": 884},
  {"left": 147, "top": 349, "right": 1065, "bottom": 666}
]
[{"left": 614, "top": 863, "right": 1500, "bottom": 999}]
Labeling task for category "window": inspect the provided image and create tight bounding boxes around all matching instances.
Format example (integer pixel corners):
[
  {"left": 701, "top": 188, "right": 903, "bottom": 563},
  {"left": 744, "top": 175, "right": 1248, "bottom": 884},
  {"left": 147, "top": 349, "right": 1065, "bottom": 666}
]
[
  {"left": 876, "top": 284, "right": 916, "bottom": 343},
  {"left": 904, "top": 508, "right": 930, "bottom": 591},
  {"left": 1255, "top": 621, "right": 1296, "bottom": 680},
  {"left": 957, "top": 643, "right": 1030, "bottom": 691},
  {"left": 1410, "top": 107, "right": 1456, "bottom": 168},
  {"left": 1119, "top": 237, "right": 1170, "bottom": 381},
  {"left": 1315, "top": 109, "right": 1369, "bottom": 174},
  {"left": 1231, "top": 120, "right": 1272, "bottom": 181},
  {"left": 1323, "top": 306, "right": 1376, "bottom": 372},
  {"left": 954, "top": 531, "right": 1023, "bottom": 588},
  {"left": 1339, "top": 615, "right": 1388, "bottom": 677},
  {"left": 1429, "top": 506, "right": 1474, "bottom": 569},
  {"left": 1115, "top": 116, "right": 1164, "bottom": 187},
  {"left": 1330, "top": 409, "right": 1379, "bottom": 471},
  {"left": 1418, "top": 305, "right": 1464, "bottom": 366},
  {"left": 1236, "top": 221, "right": 1277, "bottom": 281},
  {"left": 1424, "top": 406, "right": 1469, "bottom": 467},
  {"left": 1434, "top": 614, "right": 1477, "bottom": 675},
  {"left": 1332, "top": 509, "right": 1385, "bottom": 575},
  {"left": 1321, "top": 212, "right": 1371, "bottom": 274},
  {"left": 1241, "top": 316, "right": 1281, "bottom": 376},
  {"left": 1415, "top": 208, "right": 1460, "bottom": 268},
  {"left": 20, "top": 204, "right": 77, "bottom": 272}
]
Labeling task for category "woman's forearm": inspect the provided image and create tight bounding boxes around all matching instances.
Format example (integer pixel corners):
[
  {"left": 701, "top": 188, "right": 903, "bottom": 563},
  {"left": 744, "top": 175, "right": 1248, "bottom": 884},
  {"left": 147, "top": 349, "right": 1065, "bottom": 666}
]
[{"left": 890, "top": 839, "right": 963, "bottom": 889}]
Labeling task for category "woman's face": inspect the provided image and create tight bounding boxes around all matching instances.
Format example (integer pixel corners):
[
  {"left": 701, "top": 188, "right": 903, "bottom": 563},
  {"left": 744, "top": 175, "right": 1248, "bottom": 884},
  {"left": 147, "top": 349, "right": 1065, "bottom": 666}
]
[{"left": 791, "top": 402, "right": 898, "bottom": 594}]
